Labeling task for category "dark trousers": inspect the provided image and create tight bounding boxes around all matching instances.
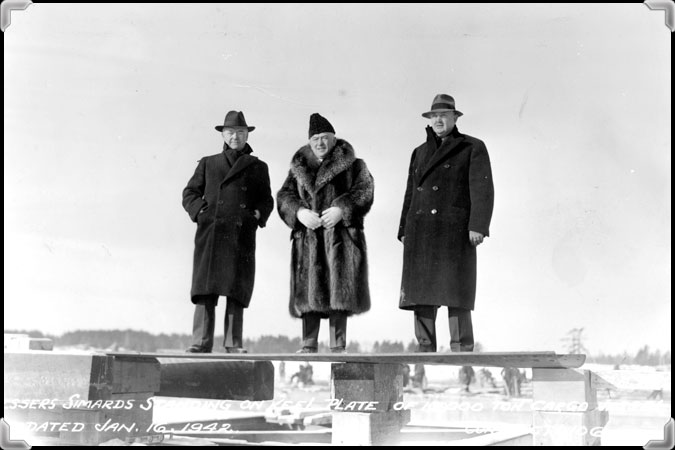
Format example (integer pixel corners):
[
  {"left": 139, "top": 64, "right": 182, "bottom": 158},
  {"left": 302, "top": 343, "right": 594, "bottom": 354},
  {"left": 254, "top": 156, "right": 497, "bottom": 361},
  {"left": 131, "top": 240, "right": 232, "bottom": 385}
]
[
  {"left": 414, "top": 306, "right": 474, "bottom": 352},
  {"left": 191, "top": 295, "right": 244, "bottom": 350},
  {"left": 302, "top": 312, "right": 347, "bottom": 349}
]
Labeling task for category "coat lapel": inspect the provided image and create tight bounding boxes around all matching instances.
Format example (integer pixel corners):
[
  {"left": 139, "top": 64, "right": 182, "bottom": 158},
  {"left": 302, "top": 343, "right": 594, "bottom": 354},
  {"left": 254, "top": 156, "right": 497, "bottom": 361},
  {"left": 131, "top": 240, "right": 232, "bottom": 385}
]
[
  {"left": 290, "top": 140, "right": 356, "bottom": 194},
  {"left": 221, "top": 154, "right": 257, "bottom": 185},
  {"left": 315, "top": 140, "right": 355, "bottom": 192},
  {"left": 418, "top": 127, "right": 466, "bottom": 185},
  {"left": 211, "top": 152, "right": 232, "bottom": 183},
  {"left": 290, "top": 146, "right": 318, "bottom": 195}
]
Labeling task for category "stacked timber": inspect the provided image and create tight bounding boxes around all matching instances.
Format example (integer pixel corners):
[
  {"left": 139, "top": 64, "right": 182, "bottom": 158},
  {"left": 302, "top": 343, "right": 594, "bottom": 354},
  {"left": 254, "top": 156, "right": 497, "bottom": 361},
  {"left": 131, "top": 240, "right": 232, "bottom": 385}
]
[
  {"left": 4, "top": 334, "right": 53, "bottom": 351},
  {"left": 4, "top": 352, "right": 159, "bottom": 445},
  {"left": 330, "top": 363, "right": 411, "bottom": 445},
  {"left": 532, "top": 368, "right": 609, "bottom": 446}
]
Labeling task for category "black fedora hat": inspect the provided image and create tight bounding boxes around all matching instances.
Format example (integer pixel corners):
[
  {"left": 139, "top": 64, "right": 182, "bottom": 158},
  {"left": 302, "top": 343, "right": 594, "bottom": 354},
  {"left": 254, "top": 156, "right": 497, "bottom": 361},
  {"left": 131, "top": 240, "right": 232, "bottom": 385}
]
[
  {"left": 421, "top": 94, "right": 463, "bottom": 118},
  {"left": 215, "top": 111, "right": 255, "bottom": 132}
]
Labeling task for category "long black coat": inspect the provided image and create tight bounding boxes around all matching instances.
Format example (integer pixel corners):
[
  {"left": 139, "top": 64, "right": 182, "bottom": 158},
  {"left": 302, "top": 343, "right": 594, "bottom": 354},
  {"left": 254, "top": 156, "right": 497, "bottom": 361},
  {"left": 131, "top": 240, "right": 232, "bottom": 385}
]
[
  {"left": 277, "top": 140, "right": 374, "bottom": 318},
  {"left": 182, "top": 144, "right": 273, "bottom": 307},
  {"left": 398, "top": 126, "right": 494, "bottom": 311}
]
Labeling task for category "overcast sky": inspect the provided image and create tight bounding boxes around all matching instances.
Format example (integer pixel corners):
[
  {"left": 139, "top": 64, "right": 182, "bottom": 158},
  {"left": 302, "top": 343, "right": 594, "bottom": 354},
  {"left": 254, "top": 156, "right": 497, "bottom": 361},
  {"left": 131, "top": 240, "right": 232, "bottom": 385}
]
[{"left": 4, "top": 4, "right": 671, "bottom": 355}]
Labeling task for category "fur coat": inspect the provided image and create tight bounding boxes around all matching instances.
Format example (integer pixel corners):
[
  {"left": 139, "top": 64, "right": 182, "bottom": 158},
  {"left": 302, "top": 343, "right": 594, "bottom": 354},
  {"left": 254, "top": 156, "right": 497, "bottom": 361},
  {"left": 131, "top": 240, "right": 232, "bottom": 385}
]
[{"left": 277, "top": 139, "right": 374, "bottom": 318}]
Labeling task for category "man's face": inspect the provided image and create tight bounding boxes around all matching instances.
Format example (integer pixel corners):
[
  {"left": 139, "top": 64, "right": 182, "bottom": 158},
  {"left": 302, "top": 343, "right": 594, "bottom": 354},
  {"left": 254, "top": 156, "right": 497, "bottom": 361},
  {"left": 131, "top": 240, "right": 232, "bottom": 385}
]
[
  {"left": 309, "top": 132, "right": 336, "bottom": 159},
  {"left": 222, "top": 127, "right": 249, "bottom": 151},
  {"left": 429, "top": 112, "right": 457, "bottom": 137}
]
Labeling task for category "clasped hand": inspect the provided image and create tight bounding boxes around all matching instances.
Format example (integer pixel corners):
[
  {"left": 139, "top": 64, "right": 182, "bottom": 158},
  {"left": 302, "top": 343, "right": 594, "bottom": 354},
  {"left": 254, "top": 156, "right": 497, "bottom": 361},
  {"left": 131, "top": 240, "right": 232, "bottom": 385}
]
[{"left": 297, "top": 207, "right": 343, "bottom": 230}]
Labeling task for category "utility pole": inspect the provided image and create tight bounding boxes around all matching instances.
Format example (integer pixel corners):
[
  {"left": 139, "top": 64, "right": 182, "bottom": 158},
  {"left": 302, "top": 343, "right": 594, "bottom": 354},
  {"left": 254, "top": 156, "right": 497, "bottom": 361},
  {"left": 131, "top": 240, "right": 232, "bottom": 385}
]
[{"left": 562, "top": 327, "right": 588, "bottom": 354}]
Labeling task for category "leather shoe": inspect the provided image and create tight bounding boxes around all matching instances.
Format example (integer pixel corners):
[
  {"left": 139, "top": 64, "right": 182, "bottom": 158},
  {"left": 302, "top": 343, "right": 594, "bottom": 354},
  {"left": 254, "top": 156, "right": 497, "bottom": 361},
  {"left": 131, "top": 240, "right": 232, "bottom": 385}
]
[
  {"left": 416, "top": 345, "right": 436, "bottom": 353},
  {"left": 296, "top": 347, "right": 318, "bottom": 354},
  {"left": 330, "top": 347, "right": 346, "bottom": 354},
  {"left": 186, "top": 346, "right": 212, "bottom": 353},
  {"left": 225, "top": 347, "right": 248, "bottom": 354}
]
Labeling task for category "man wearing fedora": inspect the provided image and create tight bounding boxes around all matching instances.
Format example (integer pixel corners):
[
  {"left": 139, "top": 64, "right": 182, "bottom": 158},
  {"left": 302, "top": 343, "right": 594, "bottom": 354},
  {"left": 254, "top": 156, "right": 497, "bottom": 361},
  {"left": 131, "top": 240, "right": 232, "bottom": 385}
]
[
  {"left": 398, "top": 94, "right": 494, "bottom": 353},
  {"left": 182, "top": 111, "right": 274, "bottom": 353},
  {"left": 277, "top": 113, "right": 374, "bottom": 353}
]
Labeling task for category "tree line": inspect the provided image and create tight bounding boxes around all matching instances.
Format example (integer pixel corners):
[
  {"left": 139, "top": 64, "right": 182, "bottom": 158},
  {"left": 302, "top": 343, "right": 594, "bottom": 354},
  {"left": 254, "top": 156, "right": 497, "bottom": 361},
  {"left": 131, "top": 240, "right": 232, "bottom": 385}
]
[
  {"left": 4, "top": 329, "right": 671, "bottom": 365},
  {"left": 587, "top": 345, "right": 671, "bottom": 366}
]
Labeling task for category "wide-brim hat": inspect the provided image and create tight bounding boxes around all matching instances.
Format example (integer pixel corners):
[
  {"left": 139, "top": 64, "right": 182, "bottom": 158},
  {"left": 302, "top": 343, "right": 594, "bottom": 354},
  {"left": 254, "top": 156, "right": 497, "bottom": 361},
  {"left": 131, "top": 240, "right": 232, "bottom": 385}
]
[
  {"left": 421, "top": 94, "right": 463, "bottom": 118},
  {"left": 215, "top": 111, "right": 255, "bottom": 132}
]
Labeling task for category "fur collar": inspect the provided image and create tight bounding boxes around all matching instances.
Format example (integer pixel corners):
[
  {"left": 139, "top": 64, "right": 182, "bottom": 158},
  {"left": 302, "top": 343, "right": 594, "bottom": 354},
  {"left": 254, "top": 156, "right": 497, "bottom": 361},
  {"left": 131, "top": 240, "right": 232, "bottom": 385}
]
[{"left": 290, "top": 139, "right": 356, "bottom": 192}]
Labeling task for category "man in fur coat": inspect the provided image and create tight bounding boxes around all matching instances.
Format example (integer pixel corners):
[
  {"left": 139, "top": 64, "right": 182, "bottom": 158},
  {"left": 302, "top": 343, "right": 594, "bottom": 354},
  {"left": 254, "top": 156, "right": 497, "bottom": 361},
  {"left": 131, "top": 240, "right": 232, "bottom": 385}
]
[
  {"left": 277, "top": 113, "right": 374, "bottom": 353},
  {"left": 182, "top": 111, "right": 274, "bottom": 353},
  {"left": 398, "top": 94, "right": 494, "bottom": 353}
]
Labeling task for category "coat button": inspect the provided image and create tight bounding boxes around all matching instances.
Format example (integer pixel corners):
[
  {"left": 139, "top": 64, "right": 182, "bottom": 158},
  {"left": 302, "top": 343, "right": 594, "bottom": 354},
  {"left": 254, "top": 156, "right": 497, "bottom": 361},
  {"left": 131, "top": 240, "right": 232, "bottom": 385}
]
[
  {"left": 417, "top": 186, "right": 423, "bottom": 191},
  {"left": 431, "top": 209, "right": 438, "bottom": 214},
  {"left": 218, "top": 200, "right": 224, "bottom": 205},
  {"left": 444, "top": 164, "right": 450, "bottom": 168},
  {"left": 240, "top": 203, "right": 246, "bottom": 208},
  {"left": 432, "top": 186, "right": 439, "bottom": 191},
  {"left": 241, "top": 186, "right": 248, "bottom": 191}
]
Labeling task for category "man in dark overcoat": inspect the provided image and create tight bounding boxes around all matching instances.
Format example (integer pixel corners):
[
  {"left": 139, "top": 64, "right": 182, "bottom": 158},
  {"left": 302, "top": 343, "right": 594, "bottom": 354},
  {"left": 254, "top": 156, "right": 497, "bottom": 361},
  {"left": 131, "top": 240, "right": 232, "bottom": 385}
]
[
  {"left": 182, "top": 111, "right": 273, "bottom": 353},
  {"left": 277, "top": 113, "right": 374, "bottom": 353},
  {"left": 398, "top": 94, "right": 494, "bottom": 352}
]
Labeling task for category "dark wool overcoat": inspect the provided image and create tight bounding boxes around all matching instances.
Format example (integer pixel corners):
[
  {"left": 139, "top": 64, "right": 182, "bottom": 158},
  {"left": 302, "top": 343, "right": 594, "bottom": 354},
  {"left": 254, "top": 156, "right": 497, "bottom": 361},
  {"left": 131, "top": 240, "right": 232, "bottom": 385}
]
[
  {"left": 277, "top": 140, "right": 374, "bottom": 318},
  {"left": 182, "top": 144, "right": 273, "bottom": 307},
  {"left": 398, "top": 126, "right": 494, "bottom": 311}
]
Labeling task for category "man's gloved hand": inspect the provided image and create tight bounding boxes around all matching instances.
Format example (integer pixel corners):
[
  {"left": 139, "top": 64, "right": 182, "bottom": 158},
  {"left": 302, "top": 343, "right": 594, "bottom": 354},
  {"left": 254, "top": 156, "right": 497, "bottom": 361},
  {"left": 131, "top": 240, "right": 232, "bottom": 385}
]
[
  {"left": 321, "top": 207, "right": 343, "bottom": 229},
  {"left": 297, "top": 208, "right": 322, "bottom": 230}
]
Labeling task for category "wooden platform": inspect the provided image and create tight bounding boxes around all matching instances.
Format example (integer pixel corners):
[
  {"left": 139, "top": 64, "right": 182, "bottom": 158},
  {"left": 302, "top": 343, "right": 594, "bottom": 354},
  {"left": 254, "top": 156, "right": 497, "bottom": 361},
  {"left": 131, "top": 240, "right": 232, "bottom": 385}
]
[{"left": 105, "top": 351, "right": 584, "bottom": 368}]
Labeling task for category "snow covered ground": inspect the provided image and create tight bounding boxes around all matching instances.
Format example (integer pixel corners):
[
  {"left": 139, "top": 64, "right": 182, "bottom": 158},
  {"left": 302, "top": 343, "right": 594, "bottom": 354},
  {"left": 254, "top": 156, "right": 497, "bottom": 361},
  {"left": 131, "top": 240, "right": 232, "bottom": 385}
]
[{"left": 151, "top": 361, "right": 671, "bottom": 446}]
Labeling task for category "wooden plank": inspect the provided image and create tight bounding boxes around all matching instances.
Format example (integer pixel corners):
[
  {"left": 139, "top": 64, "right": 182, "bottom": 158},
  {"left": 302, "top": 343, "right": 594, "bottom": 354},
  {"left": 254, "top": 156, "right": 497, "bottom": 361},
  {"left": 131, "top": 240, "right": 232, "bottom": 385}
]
[
  {"left": 533, "top": 368, "right": 598, "bottom": 411},
  {"left": 4, "top": 393, "right": 154, "bottom": 425},
  {"left": 400, "top": 426, "right": 532, "bottom": 445},
  {"left": 331, "top": 363, "right": 403, "bottom": 412},
  {"left": 4, "top": 392, "right": 155, "bottom": 445},
  {"left": 4, "top": 334, "right": 30, "bottom": 351},
  {"left": 4, "top": 352, "right": 113, "bottom": 401},
  {"left": 106, "top": 351, "right": 585, "bottom": 368},
  {"left": 156, "top": 358, "right": 274, "bottom": 400},
  {"left": 533, "top": 409, "right": 609, "bottom": 446},
  {"left": 159, "top": 416, "right": 279, "bottom": 432},
  {"left": 59, "top": 401, "right": 154, "bottom": 445},
  {"left": 332, "top": 410, "right": 411, "bottom": 445},
  {"left": 173, "top": 430, "right": 333, "bottom": 445},
  {"left": 29, "top": 338, "right": 54, "bottom": 351},
  {"left": 4, "top": 334, "right": 53, "bottom": 351},
  {"left": 111, "top": 356, "right": 161, "bottom": 393}
]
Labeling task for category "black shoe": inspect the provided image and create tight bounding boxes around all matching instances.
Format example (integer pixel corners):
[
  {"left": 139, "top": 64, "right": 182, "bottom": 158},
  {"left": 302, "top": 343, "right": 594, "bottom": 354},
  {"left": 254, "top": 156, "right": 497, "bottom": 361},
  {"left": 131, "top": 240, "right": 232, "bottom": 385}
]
[
  {"left": 330, "top": 347, "right": 346, "bottom": 354},
  {"left": 416, "top": 345, "right": 436, "bottom": 353},
  {"left": 186, "top": 345, "right": 212, "bottom": 353},
  {"left": 296, "top": 347, "right": 318, "bottom": 354},
  {"left": 225, "top": 347, "right": 248, "bottom": 354}
]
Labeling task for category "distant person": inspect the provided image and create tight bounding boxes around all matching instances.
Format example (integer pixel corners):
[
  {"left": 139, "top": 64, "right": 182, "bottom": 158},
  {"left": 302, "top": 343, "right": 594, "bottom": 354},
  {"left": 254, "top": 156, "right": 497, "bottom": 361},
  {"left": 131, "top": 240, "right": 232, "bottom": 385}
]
[
  {"left": 459, "top": 365, "right": 475, "bottom": 392},
  {"left": 514, "top": 369, "right": 525, "bottom": 397},
  {"left": 398, "top": 94, "right": 494, "bottom": 352},
  {"left": 501, "top": 367, "right": 520, "bottom": 397},
  {"left": 277, "top": 113, "right": 374, "bottom": 354},
  {"left": 182, "top": 111, "right": 274, "bottom": 353},
  {"left": 402, "top": 364, "right": 411, "bottom": 387},
  {"left": 304, "top": 362, "right": 314, "bottom": 384},
  {"left": 412, "top": 363, "right": 427, "bottom": 390},
  {"left": 291, "top": 362, "right": 314, "bottom": 386},
  {"left": 478, "top": 368, "right": 497, "bottom": 388},
  {"left": 279, "top": 361, "right": 286, "bottom": 382}
]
